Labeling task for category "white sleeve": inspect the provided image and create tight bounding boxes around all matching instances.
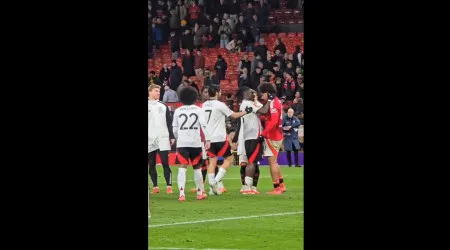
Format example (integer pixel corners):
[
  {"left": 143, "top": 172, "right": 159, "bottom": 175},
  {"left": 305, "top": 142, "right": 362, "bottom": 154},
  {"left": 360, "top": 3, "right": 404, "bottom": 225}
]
[
  {"left": 172, "top": 109, "right": 179, "bottom": 140},
  {"left": 198, "top": 109, "right": 210, "bottom": 141},
  {"left": 297, "top": 53, "right": 302, "bottom": 65},
  {"left": 251, "top": 100, "right": 263, "bottom": 113},
  {"left": 220, "top": 102, "right": 233, "bottom": 118}
]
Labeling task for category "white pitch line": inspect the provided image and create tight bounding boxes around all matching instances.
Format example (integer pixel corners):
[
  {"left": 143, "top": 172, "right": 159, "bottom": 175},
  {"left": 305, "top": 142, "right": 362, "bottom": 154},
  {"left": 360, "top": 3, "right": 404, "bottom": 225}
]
[{"left": 148, "top": 211, "right": 303, "bottom": 228}]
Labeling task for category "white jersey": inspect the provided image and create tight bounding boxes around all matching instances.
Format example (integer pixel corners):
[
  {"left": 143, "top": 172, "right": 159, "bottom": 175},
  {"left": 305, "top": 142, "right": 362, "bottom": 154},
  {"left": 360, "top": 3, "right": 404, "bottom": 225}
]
[
  {"left": 148, "top": 100, "right": 173, "bottom": 152},
  {"left": 239, "top": 100, "right": 263, "bottom": 140},
  {"left": 173, "top": 105, "right": 210, "bottom": 148},
  {"left": 202, "top": 100, "right": 233, "bottom": 143}
]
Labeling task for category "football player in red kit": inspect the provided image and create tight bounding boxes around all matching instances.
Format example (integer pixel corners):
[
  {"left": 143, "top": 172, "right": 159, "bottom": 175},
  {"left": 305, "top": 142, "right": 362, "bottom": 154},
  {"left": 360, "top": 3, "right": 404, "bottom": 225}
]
[{"left": 258, "top": 83, "right": 287, "bottom": 195}]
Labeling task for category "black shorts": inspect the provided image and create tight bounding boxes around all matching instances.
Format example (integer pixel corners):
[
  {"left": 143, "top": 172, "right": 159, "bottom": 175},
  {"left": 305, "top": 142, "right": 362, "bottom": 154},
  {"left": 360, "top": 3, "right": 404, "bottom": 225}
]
[
  {"left": 176, "top": 147, "right": 203, "bottom": 166},
  {"left": 207, "top": 141, "right": 232, "bottom": 158},
  {"left": 244, "top": 139, "right": 263, "bottom": 164}
]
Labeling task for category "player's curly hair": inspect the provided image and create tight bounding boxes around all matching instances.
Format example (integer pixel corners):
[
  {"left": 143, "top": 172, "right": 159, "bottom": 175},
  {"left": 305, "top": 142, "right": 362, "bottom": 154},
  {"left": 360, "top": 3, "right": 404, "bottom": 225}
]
[
  {"left": 258, "top": 83, "right": 277, "bottom": 96},
  {"left": 208, "top": 84, "right": 220, "bottom": 97},
  {"left": 179, "top": 86, "right": 198, "bottom": 105}
]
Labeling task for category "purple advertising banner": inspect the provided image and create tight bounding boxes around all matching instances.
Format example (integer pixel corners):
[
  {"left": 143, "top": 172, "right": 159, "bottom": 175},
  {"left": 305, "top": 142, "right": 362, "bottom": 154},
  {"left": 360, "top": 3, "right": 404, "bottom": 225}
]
[{"left": 259, "top": 152, "right": 304, "bottom": 165}]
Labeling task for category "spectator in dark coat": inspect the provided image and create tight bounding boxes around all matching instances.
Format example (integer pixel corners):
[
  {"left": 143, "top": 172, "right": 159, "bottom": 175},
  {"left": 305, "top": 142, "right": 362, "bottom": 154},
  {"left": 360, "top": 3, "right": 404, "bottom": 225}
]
[
  {"left": 254, "top": 39, "right": 268, "bottom": 58},
  {"left": 169, "top": 60, "right": 183, "bottom": 91},
  {"left": 238, "top": 68, "right": 251, "bottom": 88},
  {"left": 181, "top": 29, "right": 194, "bottom": 52},
  {"left": 206, "top": 24, "right": 219, "bottom": 48},
  {"left": 182, "top": 50, "right": 195, "bottom": 77},
  {"left": 284, "top": 62, "right": 295, "bottom": 78},
  {"left": 281, "top": 73, "right": 298, "bottom": 101},
  {"left": 216, "top": 0, "right": 230, "bottom": 18},
  {"left": 214, "top": 55, "right": 228, "bottom": 81},
  {"left": 259, "top": 2, "right": 269, "bottom": 27},
  {"left": 250, "top": 67, "right": 263, "bottom": 90},
  {"left": 170, "top": 32, "right": 181, "bottom": 60},
  {"left": 169, "top": 9, "right": 180, "bottom": 33},
  {"left": 238, "top": 54, "right": 251, "bottom": 74},
  {"left": 204, "top": 71, "right": 219, "bottom": 86},
  {"left": 282, "top": 108, "right": 302, "bottom": 167},
  {"left": 244, "top": 2, "right": 255, "bottom": 25},
  {"left": 159, "top": 64, "right": 171, "bottom": 82},
  {"left": 249, "top": 15, "right": 261, "bottom": 43},
  {"left": 235, "top": 15, "right": 248, "bottom": 34},
  {"left": 274, "top": 38, "right": 287, "bottom": 55},
  {"left": 292, "top": 45, "right": 302, "bottom": 68}
]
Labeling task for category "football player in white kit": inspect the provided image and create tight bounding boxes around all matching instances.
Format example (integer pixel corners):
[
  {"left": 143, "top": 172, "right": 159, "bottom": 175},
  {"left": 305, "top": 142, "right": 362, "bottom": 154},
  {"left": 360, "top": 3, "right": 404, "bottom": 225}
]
[
  {"left": 202, "top": 84, "right": 253, "bottom": 195},
  {"left": 232, "top": 87, "right": 265, "bottom": 194},
  {"left": 148, "top": 85, "right": 175, "bottom": 195},
  {"left": 173, "top": 86, "right": 211, "bottom": 201}
]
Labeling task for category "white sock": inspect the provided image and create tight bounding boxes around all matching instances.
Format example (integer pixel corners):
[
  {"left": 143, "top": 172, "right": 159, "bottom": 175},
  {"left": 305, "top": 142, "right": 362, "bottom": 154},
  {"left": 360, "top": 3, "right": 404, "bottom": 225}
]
[
  {"left": 217, "top": 181, "right": 224, "bottom": 190},
  {"left": 177, "top": 168, "right": 187, "bottom": 196},
  {"left": 208, "top": 173, "right": 216, "bottom": 185},
  {"left": 244, "top": 176, "right": 253, "bottom": 189},
  {"left": 214, "top": 167, "right": 227, "bottom": 183},
  {"left": 193, "top": 168, "right": 203, "bottom": 195}
]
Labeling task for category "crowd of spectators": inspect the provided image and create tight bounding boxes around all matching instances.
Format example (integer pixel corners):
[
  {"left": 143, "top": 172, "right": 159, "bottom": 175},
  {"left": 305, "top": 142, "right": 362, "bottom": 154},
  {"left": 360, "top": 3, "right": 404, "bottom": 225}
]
[{"left": 148, "top": 0, "right": 304, "bottom": 150}]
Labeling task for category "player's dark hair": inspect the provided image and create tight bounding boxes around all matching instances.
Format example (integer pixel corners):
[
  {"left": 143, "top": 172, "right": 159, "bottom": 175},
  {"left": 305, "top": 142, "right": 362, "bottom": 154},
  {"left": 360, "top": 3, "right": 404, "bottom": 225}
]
[
  {"left": 235, "top": 86, "right": 253, "bottom": 102},
  {"left": 258, "top": 83, "right": 277, "bottom": 96},
  {"left": 208, "top": 84, "right": 220, "bottom": 97},
  {"left": 179, "top": 86, "right": 198, "bottom": 105}
]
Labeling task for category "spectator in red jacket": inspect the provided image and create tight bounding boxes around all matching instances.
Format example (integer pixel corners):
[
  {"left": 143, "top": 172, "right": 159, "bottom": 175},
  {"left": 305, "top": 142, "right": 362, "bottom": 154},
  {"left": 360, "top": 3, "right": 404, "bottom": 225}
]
[
  {"left": 194, "top": 50, "right": 206, "bottom": 77},
  {"left": 188, "top": 1, "right": 201, "bottom": 26}
]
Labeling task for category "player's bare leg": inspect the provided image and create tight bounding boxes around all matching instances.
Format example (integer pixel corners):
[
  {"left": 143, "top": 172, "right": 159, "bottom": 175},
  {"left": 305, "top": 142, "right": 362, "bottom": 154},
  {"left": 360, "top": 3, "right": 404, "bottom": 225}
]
[
  {"left": 267, "top": 156, "right": 283, "bottom": 195},
  {"left": 177, "top": 165, "right": 188, "bottom": 201},
  {"left": 252, "top": 163, "right": 260, "bottom": 194}
]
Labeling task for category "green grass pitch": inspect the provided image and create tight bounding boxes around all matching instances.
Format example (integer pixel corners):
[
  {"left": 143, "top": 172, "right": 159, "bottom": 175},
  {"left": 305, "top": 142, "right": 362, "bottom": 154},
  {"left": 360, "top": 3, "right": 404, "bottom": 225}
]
[{"left": 148, "top": 166, "right": 304, "bottom": 250}]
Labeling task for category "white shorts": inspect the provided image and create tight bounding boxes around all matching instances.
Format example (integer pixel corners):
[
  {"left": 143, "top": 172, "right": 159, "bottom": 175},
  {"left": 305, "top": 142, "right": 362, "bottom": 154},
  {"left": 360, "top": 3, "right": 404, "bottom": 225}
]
[
  {"left": 263, "top": 139, "right": 283, "bottom": 157},
  {"left": 238, "top": 154, "right": 248, "bottom": 165}
]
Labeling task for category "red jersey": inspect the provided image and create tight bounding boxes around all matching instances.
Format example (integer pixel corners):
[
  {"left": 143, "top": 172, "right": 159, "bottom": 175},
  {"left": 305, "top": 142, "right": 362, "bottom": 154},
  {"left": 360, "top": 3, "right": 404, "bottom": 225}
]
[
  {"left": 261, "top": 97, "right": 283, "bottom": 140},
  {"left": 189, "top": 5, "right": 200, "bottom": 20}
]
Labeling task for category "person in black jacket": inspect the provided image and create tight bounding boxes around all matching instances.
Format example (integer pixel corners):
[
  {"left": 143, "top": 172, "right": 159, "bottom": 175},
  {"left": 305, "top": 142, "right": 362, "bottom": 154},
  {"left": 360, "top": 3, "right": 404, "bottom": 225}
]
[
  {"left": 159, "top": 64, "right": 170, "bottom": 82},
  {"left": 274, "top": 38, "right": 287, "bottom": 55},
  {"left": 244, "top": 2, "right": 255, "bottom": 25},
  {"left": 170, "top": 32, "right": 180, "bottom": 60},
  {"left": 250, "top": 67, "right": 262, "bottom": 90},
  {"left": 238, "top": 54, "right": 251, "bottom": 75},
  {"left": 254, "top": 39, "right": 268, "bottom": 58},
  {"left": 169, "top": 60, "right": 183, "bottom": 91},
  {"left": 204, "top": 71, "right": 219, "bottom": 86},
  {"left": 238, "top": 68, "right": 251, "bottom": 88},
  {"left": 182, "top": 49, "right": 195, "bottom": 77},
  {"left": 181, "top": 29, "right": 194, "bottom": 52},
  {"left": 281, "top": 73, "right": 298, "bottom": 101},
  {"left": 292, "top": 45, "right": 302, "bottom": 68},
  {"left": 214, "top": 55, "right": 228, "bottom": 81}
]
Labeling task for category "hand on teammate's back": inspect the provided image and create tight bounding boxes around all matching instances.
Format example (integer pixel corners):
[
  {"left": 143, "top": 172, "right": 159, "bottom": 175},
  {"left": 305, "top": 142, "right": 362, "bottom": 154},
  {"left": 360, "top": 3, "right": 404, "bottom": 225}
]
[
  {"left": 245, "top": 106, "right": 253, "bottom": 113},
  {"left": 170, "top": 139, "right": 175, "bottom": 146}
]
